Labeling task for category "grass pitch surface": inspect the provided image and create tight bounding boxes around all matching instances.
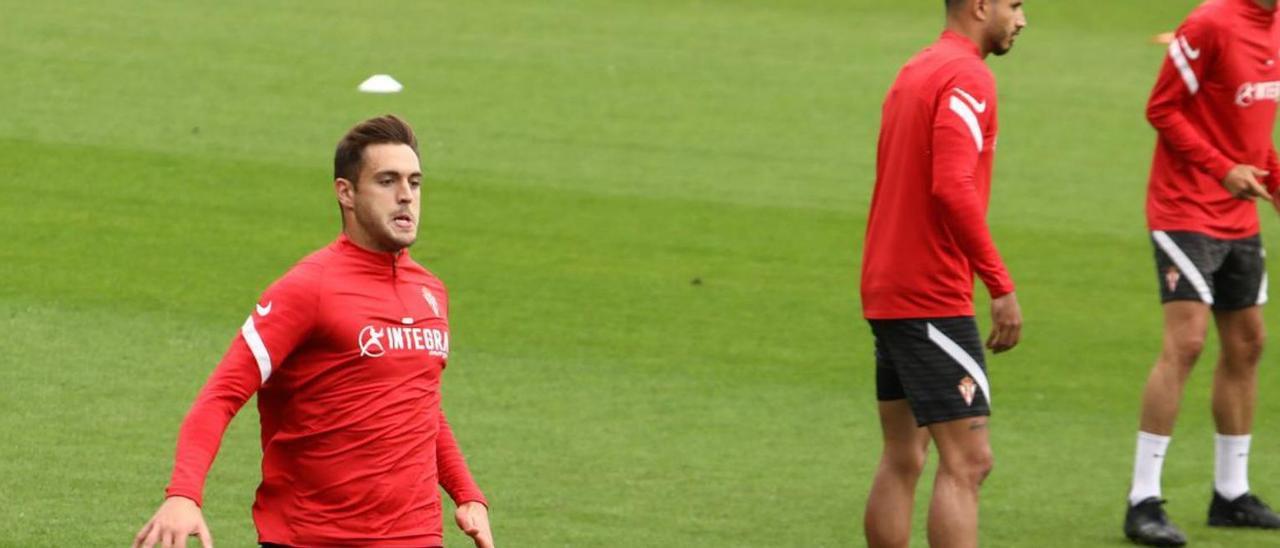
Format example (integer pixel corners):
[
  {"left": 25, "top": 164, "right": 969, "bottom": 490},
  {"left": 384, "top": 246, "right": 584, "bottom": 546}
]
[{"left": 2, "top": 1, "right": 1279, "bottom": 546}]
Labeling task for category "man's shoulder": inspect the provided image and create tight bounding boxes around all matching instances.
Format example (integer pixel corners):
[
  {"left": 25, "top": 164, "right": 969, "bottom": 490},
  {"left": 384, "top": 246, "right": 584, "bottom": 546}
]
[
  {"left": 270, "top": 246, "right": 334, "bottom": 294},
  {"left": 1182, "top": 0, "right": 1230, "bottom": 35},
  {"left": 906, "top": 48, "right": 992, "bottom": 93}
]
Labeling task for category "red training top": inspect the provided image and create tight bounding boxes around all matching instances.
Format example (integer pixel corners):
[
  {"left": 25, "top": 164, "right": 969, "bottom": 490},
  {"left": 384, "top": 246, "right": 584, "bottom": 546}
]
[
  {"left": 165, "top": 234, "right": 486, "bottom": 547},
  {"left": 1146, "top": 0, "right": 1280, "bottom": 239},
  {"left": 861, "top": 30, "right": 1015, "bottom": 320}
]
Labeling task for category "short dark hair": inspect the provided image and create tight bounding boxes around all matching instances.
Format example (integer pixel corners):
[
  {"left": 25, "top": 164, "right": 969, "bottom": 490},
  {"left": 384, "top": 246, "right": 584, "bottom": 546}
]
[{"left": 333, "top": 115, "right": 419, "bottom": 183}]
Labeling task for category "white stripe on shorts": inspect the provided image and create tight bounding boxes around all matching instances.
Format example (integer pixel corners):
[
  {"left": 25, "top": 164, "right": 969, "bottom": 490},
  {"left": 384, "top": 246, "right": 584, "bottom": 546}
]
[
  {"left": 926, "top": 322, "right": 991, "bottom": 406},
  {"left": 1152, "top": 230, "right": 1214, "bottom": 305},
  {"left": 1258, "top": 267, "right": 1269, "bottom": 306}
]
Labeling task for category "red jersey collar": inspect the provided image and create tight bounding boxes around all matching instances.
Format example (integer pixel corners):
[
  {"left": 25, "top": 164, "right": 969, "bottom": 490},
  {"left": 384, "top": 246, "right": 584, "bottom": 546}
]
[
  {"left": 334, "top": 233, "right": 411, "bottom": 267},
  {"left": 939, "top": 30, "right": 982, "bottom": 58}
]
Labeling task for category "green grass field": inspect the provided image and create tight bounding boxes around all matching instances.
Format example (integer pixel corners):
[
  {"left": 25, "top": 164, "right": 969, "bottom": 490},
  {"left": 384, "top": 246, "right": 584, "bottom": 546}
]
[{"left": 3, "top": 1, "right": 1280, "bottom": 546}]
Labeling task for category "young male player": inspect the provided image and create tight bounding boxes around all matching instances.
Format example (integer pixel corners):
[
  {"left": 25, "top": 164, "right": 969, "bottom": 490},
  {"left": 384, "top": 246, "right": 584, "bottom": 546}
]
[
  {"left": 133, "top": 115, "right": 495, "bottom": 548},
  {"left": 860, "top": 1, "right": 1026, "bottom": 546},
  {"left": 1124, "top": 0, "right": 1280, "bottom": 545}
]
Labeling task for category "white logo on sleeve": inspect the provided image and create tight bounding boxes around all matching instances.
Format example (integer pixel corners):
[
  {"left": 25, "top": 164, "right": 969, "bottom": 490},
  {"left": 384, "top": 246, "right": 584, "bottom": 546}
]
[
  {"left": 952, "top": 87, "right": 987, "bottom": 113},
  {"left": 256, "top": 301, "right": 273, "bottom": 316},
  {"left": 1178, "top": 36, "right": 1201, "bottom": 60},
  {"left": 422, "top": 287, "right": 441, "bottom": 318},
  {"left": 948, "top": 88, "right": 987, "bottom": 152}
]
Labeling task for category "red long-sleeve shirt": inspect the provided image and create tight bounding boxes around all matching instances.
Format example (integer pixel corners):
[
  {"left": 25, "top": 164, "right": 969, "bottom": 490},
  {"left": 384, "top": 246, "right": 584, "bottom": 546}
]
[
  {"left": 1146, "top": 0, "right": 1280, "bottom": 238},
  {"left": 166, "top": 234, "right": 486, "bottom": 547},
  {"left": 861, "top": 31, "right": 1015, "bottom": 320}
]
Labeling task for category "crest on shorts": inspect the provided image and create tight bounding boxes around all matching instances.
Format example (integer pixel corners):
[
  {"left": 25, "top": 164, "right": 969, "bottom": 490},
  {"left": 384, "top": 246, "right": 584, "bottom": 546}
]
[
  {"left": 422, "top": 286, "right": 441, "bottom": 318},
  {"left": 1164, "top": 266, "right": 1180, "bottom": 292},
  {"left": 958, "top": 376, "right": 977, "bottom": 406}
]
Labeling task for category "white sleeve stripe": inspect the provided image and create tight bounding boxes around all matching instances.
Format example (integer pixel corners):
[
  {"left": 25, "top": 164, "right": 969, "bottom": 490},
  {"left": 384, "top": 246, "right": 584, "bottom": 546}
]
[
  {"left": 952, "top": 87, "right": 987, "bottom": 113},
  {"left": 1151, "top": 231, "right": 1214, "bottom": 304},
  {"left": 926, "top": 323, "right": 991, "bottom": 406},
  {"left": 240, "top": 316, "right": 273, "bottom": 384},
  {"left": 948, "top": 96, "right": 984, "bottom": 153},
  {"left": 1167, "top": 39, "right": 1200, "bottom": 95}
]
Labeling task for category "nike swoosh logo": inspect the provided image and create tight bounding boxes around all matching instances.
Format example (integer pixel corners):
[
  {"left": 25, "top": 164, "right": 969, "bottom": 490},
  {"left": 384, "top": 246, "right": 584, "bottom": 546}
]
[
  {"left": 953, "top": 87, "right": 987, "bottom": 113},
  {"left": 1179, "top": 36, "right": 1201, "bottom": 60},
  {"left": 256, "top": 301, "right": 272, "bottom": 316}
]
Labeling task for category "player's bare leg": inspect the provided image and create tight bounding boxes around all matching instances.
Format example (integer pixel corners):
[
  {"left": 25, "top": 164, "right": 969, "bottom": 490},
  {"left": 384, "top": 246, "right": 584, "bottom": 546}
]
[
  {"left": 1203, "top": 305, "right": 1280, "bottom": 529},
  {"left": 1139, "top": 301, "right": 1211, "bottom": 435},
  {"left": 865, "top": 400, "right": 930, "bottom": 548},
  {"left": 925, "top": 416, "right": 992, "bottom": 548},
  {"left": 1125, "top": 301, "right": 1209, "bottom": 545},
  {"left": 1211, "top": 306, "right": 1262, "bottom": 436}
]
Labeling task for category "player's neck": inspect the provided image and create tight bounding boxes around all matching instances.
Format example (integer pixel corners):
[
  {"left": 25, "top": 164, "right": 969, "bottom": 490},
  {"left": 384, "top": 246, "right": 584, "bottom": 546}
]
[
  {"left": 1257, "top": 0, "right": 1277, "bottom": 10},
  {"left": 945, "top": 20, "right": 990, "bottom": 58},
  {"left": 342, "top": 227, "right": 403, "bottom": 256}
]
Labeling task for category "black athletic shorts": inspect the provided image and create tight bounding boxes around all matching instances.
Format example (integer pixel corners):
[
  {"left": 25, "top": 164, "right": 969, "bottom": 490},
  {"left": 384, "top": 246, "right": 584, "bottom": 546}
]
[
  {"left": 1150, "top": 230, "right": 1267, "bottom": 311},
  {"left": 869, "top": 316, "right": 991, "bottom": 427}
]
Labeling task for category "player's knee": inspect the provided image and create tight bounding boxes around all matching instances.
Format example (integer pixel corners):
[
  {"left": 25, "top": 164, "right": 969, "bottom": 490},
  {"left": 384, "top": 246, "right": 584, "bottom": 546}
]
[
  {"left": 883, "top": 446, "right": 927, "bottom": 478},
  {"left": 1165, "top": 335, "right": 1206, "bottom": 368},
  {"left": 941, "top": 447, "right": 993, "bottom": 487},
  {"left": 1238, "top": 329, "right": 1265, "bottom": 358},
  {"left": 970, "top": 448, "right": 995, "bottom": 486}
]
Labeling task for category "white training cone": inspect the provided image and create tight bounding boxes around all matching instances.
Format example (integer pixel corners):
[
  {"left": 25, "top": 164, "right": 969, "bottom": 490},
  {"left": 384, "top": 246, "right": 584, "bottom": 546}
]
[{"left": 358, "top": 74, "right": 403, "bottom": 94}]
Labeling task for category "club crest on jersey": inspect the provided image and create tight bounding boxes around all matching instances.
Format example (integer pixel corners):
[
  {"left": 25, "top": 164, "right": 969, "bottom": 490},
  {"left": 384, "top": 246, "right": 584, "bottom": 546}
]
[
  {"left": 958, "top": 376, "right": 978, "bottom": 407},
  {"left": 1165, "top": 266, "right": 1180, "bottom": 292},
  {"left": 1236, "top": 81, "right": 1280, "bottom": 107},
  {"left": 358, "top": 324, "right": 449, "bottom": 358},
  {"left": 422, "top": 286, "right": 441, "bottom": 318}
]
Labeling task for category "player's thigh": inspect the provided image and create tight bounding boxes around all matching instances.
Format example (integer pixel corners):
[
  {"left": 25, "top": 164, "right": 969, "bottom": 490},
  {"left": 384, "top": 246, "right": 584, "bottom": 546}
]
[
  {"left": 1151, "top": 230, "right": 1224, "bottom": 306},
  {"left": 877, "top": 400, "right": 928, "bottom": 447},
  {"left": 927, "top": 415, "right": 992, "bottom": 473},
  {"left": 869, "top": 317, "right": 990, "bottom": 428}
]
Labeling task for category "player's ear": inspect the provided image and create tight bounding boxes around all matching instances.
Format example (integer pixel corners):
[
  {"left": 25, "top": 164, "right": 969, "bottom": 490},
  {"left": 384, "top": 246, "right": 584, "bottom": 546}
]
[
  {"left": 335, "top": 178, "right": 357, "bottom": 209},
  {"left": 971, "top": 0, "right": 991, "bottom": 22}
]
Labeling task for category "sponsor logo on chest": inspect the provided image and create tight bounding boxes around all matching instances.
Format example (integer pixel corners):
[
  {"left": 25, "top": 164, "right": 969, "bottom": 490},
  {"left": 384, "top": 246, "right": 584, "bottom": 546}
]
[
  {"left": 358, "top": 324, "right": 449, "bottom": 358},
  {"left": 1236, "top": 80, "right": 1280, "bottom": 107}
]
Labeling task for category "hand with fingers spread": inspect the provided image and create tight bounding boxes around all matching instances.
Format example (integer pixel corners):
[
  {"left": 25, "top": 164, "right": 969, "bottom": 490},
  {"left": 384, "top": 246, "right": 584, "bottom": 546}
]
[
  {"left": 133, "top": 496, "right": 212, "bottom": 548},
  {"left": 455, "top": 501, "right": 494, "bottom": 548},
  {"left": 1222, "top": 164, "right": 1271, "bottom": 201},
  {"left": 986, "top": 292, "right": 1022, "bottom": 354}
]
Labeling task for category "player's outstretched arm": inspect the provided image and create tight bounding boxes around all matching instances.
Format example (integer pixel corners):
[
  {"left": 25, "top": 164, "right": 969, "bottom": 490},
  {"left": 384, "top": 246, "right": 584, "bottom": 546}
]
[
  {"left": 133, "top": 496, "right": 212, "bottom": 548},
  {"left": 455, "top": 501, "right": 494, "bottom": 548},
  {"left": 986, "top": 291, "right": 1022, "bottom": 354}
]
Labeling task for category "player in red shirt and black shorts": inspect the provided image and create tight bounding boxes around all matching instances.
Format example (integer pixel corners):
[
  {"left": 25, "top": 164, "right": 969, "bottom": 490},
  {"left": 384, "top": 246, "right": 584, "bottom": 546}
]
[
  {"left": 1125, "top": 0, "right": 1280, "bottom": 545},
  {"left": 133, "top": 116, "right": 495, "bottom": 548},
  {"left": 859, "top": 1, "right": 1026, "bottom": 546}
]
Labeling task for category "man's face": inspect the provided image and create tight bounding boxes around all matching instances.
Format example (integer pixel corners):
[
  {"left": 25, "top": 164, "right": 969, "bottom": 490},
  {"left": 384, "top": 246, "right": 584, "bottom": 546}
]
[
  {"left": 987, "top": 0, "right": 1027, "bottom": 56},
  {"left": 339, "top": 143, "right": 422, "bottom": 252}
]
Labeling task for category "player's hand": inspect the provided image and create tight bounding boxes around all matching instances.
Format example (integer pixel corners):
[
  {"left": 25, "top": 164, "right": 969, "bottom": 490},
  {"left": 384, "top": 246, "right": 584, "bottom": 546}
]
[
  {"left": 455, "top": 501, "right": 494, "bottom": 548},
  {"left": 133, "top": 496, "right": 212, "bottom": 548},
  {"left": 1222, "top": 164, "right": 1271, "bottom": 201},
  {"left": 986, "top": 292, "right": 1022, "bottom": 354}
]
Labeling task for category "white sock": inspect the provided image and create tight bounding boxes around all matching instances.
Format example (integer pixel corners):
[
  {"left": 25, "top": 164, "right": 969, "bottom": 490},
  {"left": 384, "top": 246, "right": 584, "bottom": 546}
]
[
  {"left": 1130, "top": 431, "right": 1172, "bottom": 506},
  {"left": 1215, "top": 433, "right": 1251, "bottom": 500}
]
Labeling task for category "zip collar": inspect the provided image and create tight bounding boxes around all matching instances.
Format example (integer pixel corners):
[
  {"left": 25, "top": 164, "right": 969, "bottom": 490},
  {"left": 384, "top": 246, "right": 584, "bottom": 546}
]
[{"left": 332, "top": 233, "right": 412, "bottom": 271}]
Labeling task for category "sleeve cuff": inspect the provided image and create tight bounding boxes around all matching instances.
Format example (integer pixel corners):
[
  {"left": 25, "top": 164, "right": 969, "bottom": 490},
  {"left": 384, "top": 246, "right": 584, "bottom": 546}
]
[
  {"left": 1207, "top": 155, "right": 1236, "bottom": 183},
  {"left": 163, "top": 487, "right": 203, "bottom": 508},
  {"left": 986, "top": 283, "right": 1015, "bottom": 300}
]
